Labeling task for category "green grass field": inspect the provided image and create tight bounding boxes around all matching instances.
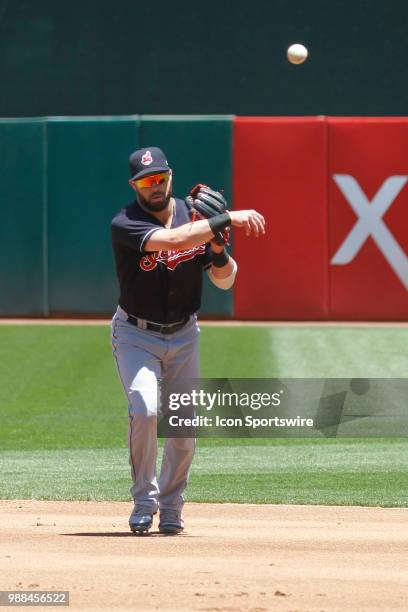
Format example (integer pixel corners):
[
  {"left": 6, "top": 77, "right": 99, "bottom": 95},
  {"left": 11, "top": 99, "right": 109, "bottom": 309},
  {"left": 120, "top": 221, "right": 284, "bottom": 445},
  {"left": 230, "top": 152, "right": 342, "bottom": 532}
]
[{"left": 1, "top": 324, "right": 407, "bottom": 506}]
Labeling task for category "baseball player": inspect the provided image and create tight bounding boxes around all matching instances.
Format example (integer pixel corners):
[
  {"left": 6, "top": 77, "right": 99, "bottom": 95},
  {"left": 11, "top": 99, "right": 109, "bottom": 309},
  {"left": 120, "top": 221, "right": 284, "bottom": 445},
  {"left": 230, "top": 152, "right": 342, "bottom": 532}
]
[{"left": 111, "top": 147, "right": 265, "bottom": 534}]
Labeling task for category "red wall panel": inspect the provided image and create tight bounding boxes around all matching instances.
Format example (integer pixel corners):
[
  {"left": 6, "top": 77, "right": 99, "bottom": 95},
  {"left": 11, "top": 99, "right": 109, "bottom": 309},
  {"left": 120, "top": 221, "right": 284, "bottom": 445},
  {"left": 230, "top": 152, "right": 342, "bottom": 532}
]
[
  {"left": 328, "top": 118, "right": 408, "bottom": 320},
  {"left": 233, "top": 117, "right": 329, "bottom": 319}
]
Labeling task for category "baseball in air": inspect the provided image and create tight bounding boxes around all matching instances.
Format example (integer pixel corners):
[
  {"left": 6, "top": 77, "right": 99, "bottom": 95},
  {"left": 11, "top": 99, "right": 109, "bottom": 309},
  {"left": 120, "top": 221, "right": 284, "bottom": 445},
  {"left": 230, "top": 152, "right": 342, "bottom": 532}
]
[{"left": 287, "top": 43, "right": 308, "bottom": 65}]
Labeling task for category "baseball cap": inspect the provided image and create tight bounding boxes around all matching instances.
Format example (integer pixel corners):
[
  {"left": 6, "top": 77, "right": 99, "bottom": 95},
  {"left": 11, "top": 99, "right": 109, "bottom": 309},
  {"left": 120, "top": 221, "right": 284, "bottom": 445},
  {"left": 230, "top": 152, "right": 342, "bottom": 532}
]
[{"left": 129, "top": 147, "right": 170, "bottom": 180}]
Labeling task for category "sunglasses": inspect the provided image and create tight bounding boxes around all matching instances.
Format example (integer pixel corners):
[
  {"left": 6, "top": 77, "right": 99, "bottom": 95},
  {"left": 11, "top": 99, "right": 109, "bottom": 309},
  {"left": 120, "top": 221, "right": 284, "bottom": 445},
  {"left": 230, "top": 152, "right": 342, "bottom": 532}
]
[{"left": 133, "top": 172, "right": 170, "bottom": 188}]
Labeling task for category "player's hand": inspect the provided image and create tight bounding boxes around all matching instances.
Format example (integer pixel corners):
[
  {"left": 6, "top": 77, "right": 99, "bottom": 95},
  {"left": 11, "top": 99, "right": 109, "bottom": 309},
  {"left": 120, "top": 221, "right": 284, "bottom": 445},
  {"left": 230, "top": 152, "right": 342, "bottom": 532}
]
[{"left": 229, "top": 210, "right": 266, "bottom": 237}]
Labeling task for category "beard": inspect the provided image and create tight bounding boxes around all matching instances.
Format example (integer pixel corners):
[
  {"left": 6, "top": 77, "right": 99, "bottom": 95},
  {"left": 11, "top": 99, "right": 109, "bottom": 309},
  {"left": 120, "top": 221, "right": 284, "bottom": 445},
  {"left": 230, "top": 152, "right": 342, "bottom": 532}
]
[{"left": 137, "top": 186, "right": 173, "bottom": 212}]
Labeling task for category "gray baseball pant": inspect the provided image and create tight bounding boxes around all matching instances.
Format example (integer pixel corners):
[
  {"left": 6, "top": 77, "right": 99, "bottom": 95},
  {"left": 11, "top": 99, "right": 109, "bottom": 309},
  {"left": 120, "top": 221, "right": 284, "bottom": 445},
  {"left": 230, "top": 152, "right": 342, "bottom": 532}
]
[{"left": 111, "top": 305, "right": 198, "bottom": 513}]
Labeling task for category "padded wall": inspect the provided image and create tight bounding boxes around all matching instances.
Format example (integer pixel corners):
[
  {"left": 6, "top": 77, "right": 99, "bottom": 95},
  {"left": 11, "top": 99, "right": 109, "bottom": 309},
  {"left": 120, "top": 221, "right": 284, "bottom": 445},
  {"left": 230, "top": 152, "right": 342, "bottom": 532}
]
[
  {"left": 0, "top": 120, "right": 46, "bottom": 315},
  {"left": 2, "top": 115, "right": 407, "bottom": 319},
  {"left": 47, "top": 117, "right": 139, "bottom": 313},
  {"left": 0, "top": 116, "right": 233, "bottom": 317},
  {"left": 328, "top": 117, "right": 408, "bottom": 320},
  {"left": 233, "top": 117, "right": 408, "bottom": 320},
  {"left": 233, "top": 117, "right": 329, "bottom": 320}
]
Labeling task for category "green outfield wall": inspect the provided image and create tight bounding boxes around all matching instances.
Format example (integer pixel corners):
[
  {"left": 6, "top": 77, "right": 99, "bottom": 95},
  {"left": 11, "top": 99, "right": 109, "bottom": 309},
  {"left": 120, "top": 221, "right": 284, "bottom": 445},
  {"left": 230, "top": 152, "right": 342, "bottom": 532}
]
[
  {"left": 0, "top": 116, "right": 233, "bottom": 317},
  {"left": 46, "top": 118, "right": 139, "bottom": 314},
  {"left": 0, "top": 120, "right": 47, "bottom": 315}
]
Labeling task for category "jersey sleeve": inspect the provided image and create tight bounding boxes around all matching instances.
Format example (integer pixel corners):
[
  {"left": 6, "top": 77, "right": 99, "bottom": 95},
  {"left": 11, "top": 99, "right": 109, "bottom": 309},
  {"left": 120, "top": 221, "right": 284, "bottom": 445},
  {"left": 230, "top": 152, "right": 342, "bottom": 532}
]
[{"left": 111, "top": 215, "right": 160, "bottom": 253}]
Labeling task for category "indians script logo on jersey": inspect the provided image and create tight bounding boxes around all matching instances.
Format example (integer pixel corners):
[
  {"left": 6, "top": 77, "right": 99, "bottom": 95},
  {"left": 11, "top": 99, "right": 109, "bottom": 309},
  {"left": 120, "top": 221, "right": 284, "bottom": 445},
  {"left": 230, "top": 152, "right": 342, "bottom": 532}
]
[
  {"left": 141, "top": 151, "right": 153, "bottom": 165},
  {"left": 140, "top": 245, "right": 206, "bottom": 271}
]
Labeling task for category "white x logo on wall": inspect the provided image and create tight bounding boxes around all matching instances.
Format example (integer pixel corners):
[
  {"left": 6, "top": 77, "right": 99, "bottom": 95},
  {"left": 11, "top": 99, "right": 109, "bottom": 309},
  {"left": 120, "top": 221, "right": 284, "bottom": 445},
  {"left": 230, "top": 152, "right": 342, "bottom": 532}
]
[{"left": 331, "top": 174, "right": 408, "bottom": 290}]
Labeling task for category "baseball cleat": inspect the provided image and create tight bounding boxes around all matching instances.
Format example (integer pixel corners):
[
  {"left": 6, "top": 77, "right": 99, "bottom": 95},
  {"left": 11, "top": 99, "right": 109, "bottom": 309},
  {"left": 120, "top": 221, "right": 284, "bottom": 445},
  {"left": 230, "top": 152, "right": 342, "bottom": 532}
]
[
  {"left": 158, "top": 509, "right": 184, "bottom": 534},
  {"left": 129, "top": 506, "right": 155, "bottom": 533}
]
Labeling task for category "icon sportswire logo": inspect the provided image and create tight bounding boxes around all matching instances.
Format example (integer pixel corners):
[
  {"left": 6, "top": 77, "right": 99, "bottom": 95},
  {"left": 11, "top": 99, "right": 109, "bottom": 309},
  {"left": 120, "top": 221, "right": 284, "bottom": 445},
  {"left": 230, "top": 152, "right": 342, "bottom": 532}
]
[{"left": 331, "top": 174, "right": 408, "bottom": 290}]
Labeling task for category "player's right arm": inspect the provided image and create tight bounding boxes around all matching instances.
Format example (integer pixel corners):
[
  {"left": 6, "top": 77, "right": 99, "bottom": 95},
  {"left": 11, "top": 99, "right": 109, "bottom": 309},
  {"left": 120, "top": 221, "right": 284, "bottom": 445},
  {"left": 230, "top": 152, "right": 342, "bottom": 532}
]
[{"left": 144, "top": 210, "right": 265, "bottom": 252}]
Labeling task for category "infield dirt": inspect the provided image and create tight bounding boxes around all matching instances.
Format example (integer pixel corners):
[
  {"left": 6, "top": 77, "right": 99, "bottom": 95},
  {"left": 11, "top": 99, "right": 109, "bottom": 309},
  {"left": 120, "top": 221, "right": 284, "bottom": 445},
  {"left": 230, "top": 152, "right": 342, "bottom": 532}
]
[{"left": 1, "top": 500, "right": 407, "bottom": 611}]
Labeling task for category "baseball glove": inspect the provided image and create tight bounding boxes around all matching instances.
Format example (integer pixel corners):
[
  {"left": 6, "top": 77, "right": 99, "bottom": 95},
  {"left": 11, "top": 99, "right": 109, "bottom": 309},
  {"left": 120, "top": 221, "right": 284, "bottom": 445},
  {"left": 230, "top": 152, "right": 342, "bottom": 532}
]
[{"left": 186, "top": 184, "right": 230, "bottom": 246}]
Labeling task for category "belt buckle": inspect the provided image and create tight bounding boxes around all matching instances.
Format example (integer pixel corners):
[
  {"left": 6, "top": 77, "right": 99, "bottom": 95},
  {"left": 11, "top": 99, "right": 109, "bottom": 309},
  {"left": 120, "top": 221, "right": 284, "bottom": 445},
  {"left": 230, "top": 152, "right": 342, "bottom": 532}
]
[{"left": 143, "top": 317, "right": 187, "bottom": 335}]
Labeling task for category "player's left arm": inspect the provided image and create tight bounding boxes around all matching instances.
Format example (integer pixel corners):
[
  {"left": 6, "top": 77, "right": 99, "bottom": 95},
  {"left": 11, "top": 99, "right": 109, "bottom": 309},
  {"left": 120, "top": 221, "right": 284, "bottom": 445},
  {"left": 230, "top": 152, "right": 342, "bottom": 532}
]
[{"left": 207, "top": 241, "right": 237, "bottom": 290}]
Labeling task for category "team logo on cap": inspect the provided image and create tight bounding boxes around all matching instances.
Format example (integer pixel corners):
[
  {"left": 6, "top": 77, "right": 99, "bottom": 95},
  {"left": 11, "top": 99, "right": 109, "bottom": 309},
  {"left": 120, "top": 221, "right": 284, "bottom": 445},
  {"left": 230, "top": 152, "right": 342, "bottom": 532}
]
[{"left": 141, "top": 150, "right": 153, "bottom": 166}]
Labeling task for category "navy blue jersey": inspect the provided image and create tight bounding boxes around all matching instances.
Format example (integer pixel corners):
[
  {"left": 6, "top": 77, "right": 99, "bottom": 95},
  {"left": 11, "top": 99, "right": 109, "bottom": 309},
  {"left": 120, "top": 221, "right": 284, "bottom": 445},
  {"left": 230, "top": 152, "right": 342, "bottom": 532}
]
[{"left": 111, "top": 197, "right": 212, "bottom": 323}]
